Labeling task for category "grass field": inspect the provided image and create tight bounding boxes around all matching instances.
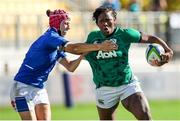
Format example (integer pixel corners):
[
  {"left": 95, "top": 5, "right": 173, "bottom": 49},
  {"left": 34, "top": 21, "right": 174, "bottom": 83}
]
[{"left": 0, "top": 100, "right": 180, "bottom": 120}]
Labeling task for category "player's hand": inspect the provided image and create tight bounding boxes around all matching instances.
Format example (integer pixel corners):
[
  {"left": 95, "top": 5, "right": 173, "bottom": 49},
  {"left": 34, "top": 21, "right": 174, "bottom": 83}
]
[
  {"left": 159, "top": 50, "right": 173, "bottom": 65},
  {"left": 162, "top": 50, "right": 173, "bottom": 62},
  {"left": 152, "top": 59, "right": 166, "bottom": 66},
  {"left": 100, "top": 40, "right": 118, "bottom": 51},
  {"left": 153, "top": 51, "right": 173, "bottom": 66}
]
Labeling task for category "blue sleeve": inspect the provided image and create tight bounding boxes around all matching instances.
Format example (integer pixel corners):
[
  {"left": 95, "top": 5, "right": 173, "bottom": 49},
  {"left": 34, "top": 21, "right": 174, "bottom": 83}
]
[
  {"left": 46, "top": 33, "right": 68, "bottom": 49},
  {"left": 57, "top": 50, "right": 66, "bottom": 59}
]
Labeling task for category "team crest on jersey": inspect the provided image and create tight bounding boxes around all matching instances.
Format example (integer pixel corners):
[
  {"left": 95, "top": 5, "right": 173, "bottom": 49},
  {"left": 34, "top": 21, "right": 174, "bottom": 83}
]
[{"left": 109, "top": 38, "right": 117, "bottom": 43}]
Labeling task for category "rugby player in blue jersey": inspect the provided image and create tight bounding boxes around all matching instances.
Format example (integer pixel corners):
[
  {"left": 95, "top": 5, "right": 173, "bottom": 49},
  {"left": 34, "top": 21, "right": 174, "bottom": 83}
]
[{"left": 10, "top": 9, "right": 118, "bottom": 120}]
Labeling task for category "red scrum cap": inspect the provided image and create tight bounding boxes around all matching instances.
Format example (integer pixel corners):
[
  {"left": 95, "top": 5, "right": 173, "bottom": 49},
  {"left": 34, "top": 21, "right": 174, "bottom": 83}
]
[{"left": 46, "top": 9, "right": 70, "bottom": 31}]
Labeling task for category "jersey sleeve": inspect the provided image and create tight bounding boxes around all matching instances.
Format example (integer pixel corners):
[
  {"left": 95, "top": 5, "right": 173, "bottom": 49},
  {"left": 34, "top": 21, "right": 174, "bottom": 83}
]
[
  {"left": 84, "top": 32, "right": 94, "bottom": 60},
  {"left": 57, "top": 50, "right": 66, "bottom": 59},
  {"left": 85, "top": 32, "right": 93, "bottom": 44},
  {"left": 124, "top": 28, "right": 141, "bottom": 43},
  {"left": 46, "top": 33, "right": 68, "bottom": 49}
]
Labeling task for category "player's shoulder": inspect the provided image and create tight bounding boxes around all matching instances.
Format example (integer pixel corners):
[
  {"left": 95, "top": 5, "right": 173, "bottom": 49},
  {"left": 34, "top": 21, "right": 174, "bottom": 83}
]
[
  {"left": 86, "top": 29, "right": 101, "bottom": 43},
  {"left": 114, "top": 27, "right": 138, "bottom": 35},
  {"left": 88, "top": 29, "right": 101, "bottom": 37},
  {"left": 122, "top": 27, "right": 140, "bottom": 35},
  {"left": 42, "top": 27, "right": 59, "bottom": 38},
  {"left": 45, "top": 28, "right": 66, "bottom": 41},
  {"left": 47, "top": 28, "right": 59, "bottom": 36},
  {"left": 116, "top": 27, "right": 140, "bottom": 39}
]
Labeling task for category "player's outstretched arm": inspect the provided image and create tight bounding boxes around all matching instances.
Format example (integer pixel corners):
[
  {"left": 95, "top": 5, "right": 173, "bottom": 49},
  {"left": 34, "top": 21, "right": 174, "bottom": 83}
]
[
  {"left": 64, "top": 40, "right": 118, "bottom": 55},
  {"left": 140, "top": 32, "right": 173, "bottom": 65},
  {"left": 58, "top": 53, "right": 86, "bottom": 72}
]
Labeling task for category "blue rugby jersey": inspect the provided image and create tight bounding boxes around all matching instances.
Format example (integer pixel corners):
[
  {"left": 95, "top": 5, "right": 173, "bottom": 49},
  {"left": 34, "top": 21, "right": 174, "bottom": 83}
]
[{"left": 14, "top": 28, "right": 68, "bottom": 88}]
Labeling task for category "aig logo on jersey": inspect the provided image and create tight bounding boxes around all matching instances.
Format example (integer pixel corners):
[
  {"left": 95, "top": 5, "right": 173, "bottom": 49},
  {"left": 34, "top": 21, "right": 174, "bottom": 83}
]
[{"left": 96, "top": 39, "right": 118, "bottom": 59}]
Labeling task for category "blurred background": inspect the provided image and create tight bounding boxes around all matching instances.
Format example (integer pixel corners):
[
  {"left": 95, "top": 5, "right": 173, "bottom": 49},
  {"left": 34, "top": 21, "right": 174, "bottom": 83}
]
[{"left": 0, "top": 0, "right": 180, "bottom": 120}]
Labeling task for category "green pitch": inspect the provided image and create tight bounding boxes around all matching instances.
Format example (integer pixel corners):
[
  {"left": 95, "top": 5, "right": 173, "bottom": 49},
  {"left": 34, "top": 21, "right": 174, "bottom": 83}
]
[{"left": 0, "top": 100, "right": 179, "bottom": 120}]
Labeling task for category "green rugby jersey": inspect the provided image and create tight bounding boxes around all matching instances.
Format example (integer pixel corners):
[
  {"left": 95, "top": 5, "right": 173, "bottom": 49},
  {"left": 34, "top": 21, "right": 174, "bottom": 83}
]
[{"left": 85, "top": 27, "right": 141, "bottom": 88}]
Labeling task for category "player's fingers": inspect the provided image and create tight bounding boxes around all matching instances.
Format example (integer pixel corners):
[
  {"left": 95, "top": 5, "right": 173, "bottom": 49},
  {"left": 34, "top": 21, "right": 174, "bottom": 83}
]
[
  {"left": 153, "top": 60, "right": 164, "bottom": 66},
  {"left": 108, "top": 43, "right": 118, "bottom": 49},
  {"left": 154, "top": 60, "right": 161, "bottom": 66},
  {"left": 150, "top": 60, "right": 158, "bottom": 66},
  {"left": 158, "top": 59, "right": 168, "bottom": 66},
  {"left": 113, "top": 44, "right": 118, "bottom": 49},
  {"left": 104, "top": 40, "right": 113, "bottom": 44},
  {"left": 161, "top": 54, "right": 169, "bottom": 63}
]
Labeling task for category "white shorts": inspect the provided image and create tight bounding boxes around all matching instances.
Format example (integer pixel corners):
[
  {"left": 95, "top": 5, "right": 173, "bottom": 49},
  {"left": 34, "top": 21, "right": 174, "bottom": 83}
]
[
  {"left": 10, "top": 81, "right": 49, "bottom": 112},
  {"left": 95, "top": 77, "right": 142, "bottom": 109}
]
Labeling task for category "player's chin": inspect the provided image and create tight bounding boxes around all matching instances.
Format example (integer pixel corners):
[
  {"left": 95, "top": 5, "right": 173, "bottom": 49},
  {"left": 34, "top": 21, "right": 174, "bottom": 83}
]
[
  {"left": 101, "top": 30, "right": 108, "bottom": 34},
  {"left": 102, "top": 28, "right": 109, "bottom": 34}
]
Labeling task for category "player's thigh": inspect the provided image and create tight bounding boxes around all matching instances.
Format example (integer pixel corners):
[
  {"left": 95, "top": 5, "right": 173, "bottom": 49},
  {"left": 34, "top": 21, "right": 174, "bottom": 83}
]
[
  {"left": 121, "top": 92, "right": 151, "bottom": 120},
  {"left": 10, "top": 82, "right": 37, "bottom": 120},
  {"left": 35, "top": 103, "right": 51, "bottom": 120},
  {"left": 97, "top": 103, "right": 119, "bottom": 120},
  {"left": 19, "top": 110, "right": 37, "bottom": 120},
  {"left": 95, "top": 86, "right": 121, "bottom": 109},
  {"left": 95, "top": 86, "right": 120, "bottom": 120},
  {"left": 34, "top": 88, "right": 50, "bottom": 120}
]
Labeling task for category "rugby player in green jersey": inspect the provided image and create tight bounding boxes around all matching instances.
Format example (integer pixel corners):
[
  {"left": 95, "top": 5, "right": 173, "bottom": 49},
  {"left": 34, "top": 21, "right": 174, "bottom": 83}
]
[{"left": 85, "top": 6, "right": 173, "bottom": 120}]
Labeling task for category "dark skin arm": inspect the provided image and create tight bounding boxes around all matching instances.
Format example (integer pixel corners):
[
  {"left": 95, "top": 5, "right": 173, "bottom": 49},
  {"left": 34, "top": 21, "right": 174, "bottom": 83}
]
[
  {"left": 64, "top": 40, "right": 118, "bottom": 54},
  {"left": 140, "top": 32, "right": 173, "bottom": 66},
  {"left": 57, "top": 40, "right": 117, "bottom": 72}
]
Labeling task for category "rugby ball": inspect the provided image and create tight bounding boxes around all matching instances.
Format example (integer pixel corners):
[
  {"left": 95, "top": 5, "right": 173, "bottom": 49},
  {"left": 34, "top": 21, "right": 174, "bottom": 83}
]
[{"left": 145, "top": 44, "right": 165, "bottom": 66}]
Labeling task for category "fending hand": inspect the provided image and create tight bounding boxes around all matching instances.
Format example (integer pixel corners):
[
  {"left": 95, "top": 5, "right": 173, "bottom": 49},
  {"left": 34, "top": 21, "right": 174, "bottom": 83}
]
[{"left": 100, "top": 40, "right": 118, "bottom": 51}]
